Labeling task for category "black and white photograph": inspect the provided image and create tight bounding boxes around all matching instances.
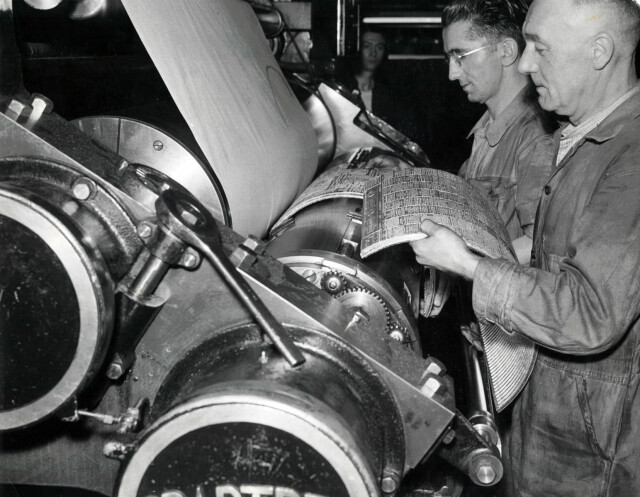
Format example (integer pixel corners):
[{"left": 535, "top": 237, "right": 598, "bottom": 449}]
[{"left": 1, "top": 0, "right": 639, "bottom": 496}]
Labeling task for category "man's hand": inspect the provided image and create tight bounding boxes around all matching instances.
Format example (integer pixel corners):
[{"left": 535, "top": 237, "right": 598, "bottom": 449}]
[
  {"left": 409, "top": 219, "right": 482, "bottom": 280},
  {"left": 361, "top": 155, "right": 413, "bottom": 171}
]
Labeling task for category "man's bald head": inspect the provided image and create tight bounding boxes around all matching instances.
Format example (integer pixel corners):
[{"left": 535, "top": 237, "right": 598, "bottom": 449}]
[{"left": 571, "top": 0, "right": 640, "bottom": 56}]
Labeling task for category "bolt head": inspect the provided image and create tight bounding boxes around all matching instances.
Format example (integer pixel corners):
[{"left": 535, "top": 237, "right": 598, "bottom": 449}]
[
  {"left": 420, "top": 374, "right": 444, "bottom": 398},
  {"left": 425, "top": 356, "right": 446, "bottom": 376},
  {"left": 72, "top": 179, "right": 94, "bottom": 200},
  {"left": 381, "top": 475, "right": 398, "bottom": 493},
  {"left": 30, "top": 93, "right": 53, "bottom": 113},
  {"left": 301, "top": 269, "right": 316, "bottom": 283},
  {"left": 106, "top": 363, "right": 124, "bottom": 380},
  {"left": 153, "top": 140, "right": 164, "bottom": 151},
  {"left": 137, "top": 222, "right": 153, "bottom": 239},
  {"left": 442, "top": 428, "right": 456, "bottom": 445},
  {"left": 476, "top": 464, "right": 497, "bottom": 485},
  {"left": 182, "top": 252, "right": 199, "bottom": 268},
  {"left": 389, "top": 329, "right": 405, "bottom": 342}
]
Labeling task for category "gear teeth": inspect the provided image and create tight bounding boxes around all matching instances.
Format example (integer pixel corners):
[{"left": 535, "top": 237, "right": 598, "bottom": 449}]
[
  {"left": 320, "top": 270, "right": 348, "bottom": 295},
  {"left": 335, "top": 286, "right": 386, "bottom": 306},
  {"left": 387, "top": 323, "right": 408, "bottom": 343},
  {"left": 334, "top": 287, "right": 390, "bottom": 335}
]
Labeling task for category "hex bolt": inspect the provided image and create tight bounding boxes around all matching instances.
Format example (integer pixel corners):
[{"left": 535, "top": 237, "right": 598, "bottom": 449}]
[
  {"left": 30, "top": 93, "right": 53, "bottom": 114},
  {"left": 106, "top": 362, "right": 124, "bottom": 380},
  {"left": 477, "top": 464, "right": 497, "bottom": 485},
  {"left": 242, "top": 235, "right": 265, "bottom": 253},
  {"left": 442, "top": 428, "right": 456, "bottom": 445},
  {"left": 153, "top": 140, "right": 164, "bottom": 151},
  {"left": 72, "top": 178, "right": 95, "bottom": 201},
  {"left": 5, "top": 99, "right": 30, "bottom": 121},
  {"left": 468, "top": 453, "right": 503, "bottom": 487},
  {"left": 420, "top": 373, "right": 445, "bottom": 398},
  {"left": 25, "top": 93, "right": 53, "bottom": 129},
  {"left": 424, "top": 356, "right": 447, "bottom": 377},
  {"left": 137, "top": 222, "right": 154, "bottom": 239},
  {"left": 179, "top": 207, "right": 198, "bottom": 227},
  {"left": 381, "top": 470, "right": 400, "bottom": 493},
  {"left": 180, "top": 249, "right": 200, "bottom": 269}
]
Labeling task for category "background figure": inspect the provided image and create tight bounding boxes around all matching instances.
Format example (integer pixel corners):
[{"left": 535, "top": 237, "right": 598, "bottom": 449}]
[
  {"left": 354, "top": 29, "right": 386, "bottom": 112},
  {"left": 337, "top": 29, "right": 418, "bottom": 143},
  {"left": 409, "top": 0, "right": 640, "bottom": 495},
  {"left": 442, "top": 0, "right": 556, "bottom": 264}
]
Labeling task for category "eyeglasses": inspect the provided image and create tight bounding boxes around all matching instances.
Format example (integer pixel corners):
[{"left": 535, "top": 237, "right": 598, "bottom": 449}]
[{"left": 444, "top": 42, "right": 497, "bottom": 67}]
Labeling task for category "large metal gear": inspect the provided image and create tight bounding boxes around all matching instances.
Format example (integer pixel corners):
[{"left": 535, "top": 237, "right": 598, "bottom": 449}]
[
  {"left": 320, "top": 270, "right": 348, "bottom": 295},
  {"left": 334, "top": 287, "right": 390, "bottom": 335}
]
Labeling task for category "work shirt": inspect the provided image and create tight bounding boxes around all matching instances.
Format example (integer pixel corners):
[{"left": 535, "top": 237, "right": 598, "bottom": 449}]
[
  {"left": 473, "top": 91, "right": 640, "bottom": 496},
  {"left": 459, "top": 86, "right": 555, "bottom": 241}
]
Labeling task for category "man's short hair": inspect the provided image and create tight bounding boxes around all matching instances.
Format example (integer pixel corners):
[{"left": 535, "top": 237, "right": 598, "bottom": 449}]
[
  {"left": 442, "top": 0, "right": 530, "bottom": 52},
  {"left": 573, "top": 0, "right": 640, "bottom": 50}
]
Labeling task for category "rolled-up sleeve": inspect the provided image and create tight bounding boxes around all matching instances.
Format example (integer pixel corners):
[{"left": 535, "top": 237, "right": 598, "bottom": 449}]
[{"left": 473, "top": 168, "right": 640, "bottom": 354}]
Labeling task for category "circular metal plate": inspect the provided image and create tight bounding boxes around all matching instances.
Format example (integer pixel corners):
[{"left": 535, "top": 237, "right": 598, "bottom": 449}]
[
  {"left": 117, "top": 386, "right": 380, "bottom": 497},
  {"left": 73, "top": 116, "right": 229, "bottom": 225},
  {"left": 0, "top": 187, "right": 112, "bottom": 430}
]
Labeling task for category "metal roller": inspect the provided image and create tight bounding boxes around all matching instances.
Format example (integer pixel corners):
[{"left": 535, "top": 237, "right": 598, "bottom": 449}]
[
  {"left": 74, "top": 115, "right": 230, "bottom": 226},
  {"left": 0, "top": 157, "right": 132, "bottom": 430},
  {"left": 116, "top": 324, "right": 406, "bottom": 497},
  {"left": 462, "top": 339, "right": 500, "bottom": 449}
]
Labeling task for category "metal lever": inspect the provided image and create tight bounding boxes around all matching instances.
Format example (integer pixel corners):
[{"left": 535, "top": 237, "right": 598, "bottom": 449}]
[{"left": 155, "top": 189, "right": 305, "bottom": 367}]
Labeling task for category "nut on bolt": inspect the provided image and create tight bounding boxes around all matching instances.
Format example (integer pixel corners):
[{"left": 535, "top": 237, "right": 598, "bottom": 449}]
[
  {"left": 28, "top": 93, "right": 53, "bottom": 126},
  {"left": 468, "top": 452, "right": 503, "bottom": 486},
  {"left": 381, "top": 469, "right": 400, "bottom": 494},
  {"left": 477, "top": 464, "right": 497, "bottom": 485},
  {"left": 4, "top": 99, "right": 30, "bottom": 121},
  {"left": 420, "top": 372, "right": 446, "bottom": 398},
  {"left": 442, "top": 427, "right": 456, "bottom": 445},
  {"left": 106, "top": 362, "right": 125, "bottom": 380},
  {"left": 137, "top": 221, "right": 155, "bottom": 239},
  {"left": 241, "top": 235, "right": 265, "bottom": 254},
  {"left": 424, "top": 356, "right": 447, "bottom": 377},
  {"left": 180, "top": 247, "right": 201, "bottom": 269}
]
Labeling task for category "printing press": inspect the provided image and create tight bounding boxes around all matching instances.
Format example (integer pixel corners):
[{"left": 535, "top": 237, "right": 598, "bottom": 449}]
[{"left": 0, "top": 1, "right": 529, "bottom": 495}]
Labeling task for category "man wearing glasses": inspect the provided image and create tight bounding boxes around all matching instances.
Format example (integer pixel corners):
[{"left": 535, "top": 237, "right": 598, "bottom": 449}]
[{"left": 443, "top": 0, "right": 555, "bottom": 264}]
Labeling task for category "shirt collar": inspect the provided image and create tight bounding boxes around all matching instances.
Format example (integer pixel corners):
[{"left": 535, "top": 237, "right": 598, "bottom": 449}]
[
  {"left": 466, "top": 85, "right": 536, "bottom": 146},
  {"left": 580, "top": 83, "right": 640, "bottom": 143}
]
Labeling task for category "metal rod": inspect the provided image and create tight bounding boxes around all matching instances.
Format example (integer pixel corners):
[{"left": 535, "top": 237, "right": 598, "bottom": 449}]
[{"left": 199, "top": 240, "right": 306, "bottom": 367}]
